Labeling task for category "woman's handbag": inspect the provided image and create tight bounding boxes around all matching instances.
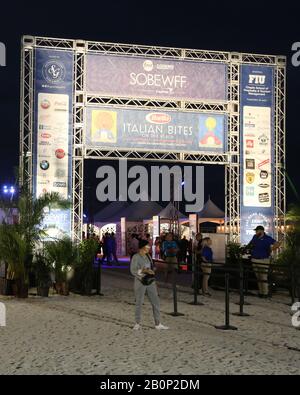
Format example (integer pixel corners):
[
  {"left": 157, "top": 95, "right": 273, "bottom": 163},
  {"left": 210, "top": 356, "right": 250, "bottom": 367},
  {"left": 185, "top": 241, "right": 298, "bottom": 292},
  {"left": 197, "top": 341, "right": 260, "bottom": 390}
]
[
  {"left": 141, "top": 273, "right": 155, "bottom": 286},
  {"left": 140, "top": 254, "right": 155, "bottom": 285}
]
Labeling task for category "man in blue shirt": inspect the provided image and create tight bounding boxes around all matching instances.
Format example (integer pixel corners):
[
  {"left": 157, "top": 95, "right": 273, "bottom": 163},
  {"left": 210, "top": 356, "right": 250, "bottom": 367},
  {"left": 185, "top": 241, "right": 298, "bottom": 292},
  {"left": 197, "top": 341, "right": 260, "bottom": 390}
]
[{"left": 247, "top": 226, "right": 280, "bottom": 298}]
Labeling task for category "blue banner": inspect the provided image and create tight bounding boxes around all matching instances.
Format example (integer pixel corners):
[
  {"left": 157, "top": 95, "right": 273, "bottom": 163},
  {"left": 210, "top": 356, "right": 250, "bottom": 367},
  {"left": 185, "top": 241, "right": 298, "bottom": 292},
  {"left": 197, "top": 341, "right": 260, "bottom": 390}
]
[
  {"left": 86, "top": 107, "right": 227, "bottom": 154},
  {"left": 33, "top": 49, "right": 74, "bottom": 239},
  {"left": 240, "top": 65, "right": 275, "bottom": 244}
]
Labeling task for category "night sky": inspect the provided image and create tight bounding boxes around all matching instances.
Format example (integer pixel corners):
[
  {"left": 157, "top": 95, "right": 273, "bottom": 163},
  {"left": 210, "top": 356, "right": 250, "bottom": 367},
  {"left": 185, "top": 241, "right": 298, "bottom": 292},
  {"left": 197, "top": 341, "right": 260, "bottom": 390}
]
[{"left": 0, "top": 2, "right": 299, "bottom": 215}]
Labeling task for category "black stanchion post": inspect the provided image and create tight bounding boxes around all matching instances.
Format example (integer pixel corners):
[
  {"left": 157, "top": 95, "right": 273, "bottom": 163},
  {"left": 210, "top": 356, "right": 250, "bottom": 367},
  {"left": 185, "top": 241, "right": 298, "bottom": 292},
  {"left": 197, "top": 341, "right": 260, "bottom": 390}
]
[
  {"left": 233, "top": 260, "right": 250, "bottom": 317},
  {"left": 188, "top": 252, "right": 204, "bottom": 306},
  {"left": 215, "top": 272, "right": 238, "bottom": 330},
  {"left": 96, "top": 259, "right": 104, "bottom": 296},
  {"left": 290, "top": 260, "right": 296, "bottom": 306},
  {"left": 168, "top": 265, "right": 184, "bottom": 317},
  {"left": 296, "top": 267, "right": 300, "bottom": 302}
]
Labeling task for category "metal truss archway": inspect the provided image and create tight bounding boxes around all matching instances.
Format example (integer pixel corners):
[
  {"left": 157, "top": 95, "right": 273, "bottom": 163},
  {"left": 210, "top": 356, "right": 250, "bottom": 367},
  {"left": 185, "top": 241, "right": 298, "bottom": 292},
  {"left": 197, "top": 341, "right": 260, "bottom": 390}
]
[{"left": 20, "top": 36, "right": 286, "bottom": 244}]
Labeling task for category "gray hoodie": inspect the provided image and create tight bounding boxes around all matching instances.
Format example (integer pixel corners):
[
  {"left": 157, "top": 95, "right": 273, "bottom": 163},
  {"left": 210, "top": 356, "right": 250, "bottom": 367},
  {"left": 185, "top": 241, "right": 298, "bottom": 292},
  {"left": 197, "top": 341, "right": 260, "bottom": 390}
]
[{"left": 130, "top": 253, "right": 153, "bottom": 280}]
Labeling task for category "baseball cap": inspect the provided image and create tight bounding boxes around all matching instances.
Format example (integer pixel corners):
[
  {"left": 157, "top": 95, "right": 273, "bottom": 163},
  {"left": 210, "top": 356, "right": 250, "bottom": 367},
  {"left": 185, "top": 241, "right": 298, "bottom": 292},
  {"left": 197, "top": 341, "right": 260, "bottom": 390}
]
[
  {"left": 139, "top": 239, "right": 149, "bottom": 249},
  {"left": 254, "top": 225, "right": 265, "bottom": 231}
]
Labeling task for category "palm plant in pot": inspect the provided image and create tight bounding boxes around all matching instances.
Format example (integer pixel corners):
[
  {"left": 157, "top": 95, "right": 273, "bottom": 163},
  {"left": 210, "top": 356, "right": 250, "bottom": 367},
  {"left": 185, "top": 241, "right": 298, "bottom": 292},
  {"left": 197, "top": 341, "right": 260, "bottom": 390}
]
[
  {"left": 33, "top": 252, "right": 52, "bottom": 297},
  {"left": 45, "top": 237, "right": 78, "bottom": 296},
  {"left": 0, "top": 185, "right": 70, "bottom": 298},
  {"left": 274, "top": 203, "right": 300, "bottom": 295},
  {"left": 0, "top": 223, "right": 28, "bottom": 297},
  {"left": 74, "top": 238, "right": 98, "bottom": 295}
]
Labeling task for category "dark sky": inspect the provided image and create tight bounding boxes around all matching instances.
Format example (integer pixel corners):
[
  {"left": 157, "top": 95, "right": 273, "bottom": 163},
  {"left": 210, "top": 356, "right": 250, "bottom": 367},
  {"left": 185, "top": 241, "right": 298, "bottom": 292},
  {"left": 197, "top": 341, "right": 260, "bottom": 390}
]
[{"left": 0, "top": 1, "right": 299, "bottom": 214}]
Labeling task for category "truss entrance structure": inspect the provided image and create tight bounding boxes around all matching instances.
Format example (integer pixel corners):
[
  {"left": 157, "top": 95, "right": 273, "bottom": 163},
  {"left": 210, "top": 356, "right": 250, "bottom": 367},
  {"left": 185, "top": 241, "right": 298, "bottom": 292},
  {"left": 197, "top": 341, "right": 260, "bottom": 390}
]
[{"left": 20, "top": 36, "right": 286, "bottom": 244}]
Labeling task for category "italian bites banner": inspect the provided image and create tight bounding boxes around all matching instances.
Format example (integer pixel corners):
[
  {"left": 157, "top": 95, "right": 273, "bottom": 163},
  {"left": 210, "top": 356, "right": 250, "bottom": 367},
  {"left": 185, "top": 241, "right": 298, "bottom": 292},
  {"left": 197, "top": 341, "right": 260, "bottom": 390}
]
[
  {"left": 86, "top": 54, "right": 227, "bottom": 102},
  {"left": 85, "top": 107, "right": 227, "bottom": 154},
  {"left": 33, "top": 49, "right": 74, "bottom": 239},
  {"left": 240, "top": 65, "right": 275, "bottom": 244}
]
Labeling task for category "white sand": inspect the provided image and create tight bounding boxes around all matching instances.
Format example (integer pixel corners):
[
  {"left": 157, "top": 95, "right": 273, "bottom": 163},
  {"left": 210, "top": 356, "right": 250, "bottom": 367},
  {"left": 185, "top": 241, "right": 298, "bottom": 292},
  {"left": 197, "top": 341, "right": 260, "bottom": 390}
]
[{"left": 0, "top": 271, "right": 300, "bottom": 375}]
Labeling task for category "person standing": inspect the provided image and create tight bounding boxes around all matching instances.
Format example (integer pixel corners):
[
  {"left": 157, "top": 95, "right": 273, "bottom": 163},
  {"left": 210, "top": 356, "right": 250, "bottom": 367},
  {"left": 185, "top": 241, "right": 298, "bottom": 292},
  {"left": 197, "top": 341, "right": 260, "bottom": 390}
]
[
  {"left": 130, "top": 239, "right": 169, "bottom": 331},
  {"left": 128, "top": 234, "right": 139, "bottom": 260},
  {"left": 145, "top": 233, "right": 153, "bottom": 257},
  {"left": 179, "top": 235, "right": 189, "bottom": 264},
  {"left": 200, "top": 237, "right": 213, "bottom": 296},
  {"left": 110, "top": 232, "right": 119, "bottom": 265},
  {"left": 162, "top": 233, "right": 178, "bottom": 282},
  {"left": 101, "top": 232, "right": 109, "bottom": 264},
  {"left": 154, "top": 236, "right": 161, "bottom": 260},
  {"left": 247, "top": 226, "right": 280, "bottom": 298}
]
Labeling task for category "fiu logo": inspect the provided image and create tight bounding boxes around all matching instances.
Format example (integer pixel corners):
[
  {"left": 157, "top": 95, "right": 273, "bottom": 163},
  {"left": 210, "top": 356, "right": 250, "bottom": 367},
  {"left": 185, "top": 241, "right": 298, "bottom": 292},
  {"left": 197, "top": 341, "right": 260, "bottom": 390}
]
[
  {"left": 248, "top": 74, "right": 265, "bottom": 84},
  {"left": 0, "top": 42, "right": 6, "bottom": 67}
]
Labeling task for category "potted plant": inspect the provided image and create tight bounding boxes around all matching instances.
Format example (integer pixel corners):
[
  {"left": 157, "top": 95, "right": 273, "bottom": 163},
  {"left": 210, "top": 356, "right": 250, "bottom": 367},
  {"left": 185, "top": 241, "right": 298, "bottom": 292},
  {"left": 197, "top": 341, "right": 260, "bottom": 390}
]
[
  {"left": 33, "top": 252, "right": 52, "bottom": 297},
  {"left": 0, "top": 223, "right": 28, "bottom": 298},
  {"left": 0, "top": 183, "right": 70, "bottom": 298},
  {"left": 45, "top": 237, "right": 77, "bottom": 296},
  {"left": 74, "top": 238, "right": 98, "bottom": 295}
]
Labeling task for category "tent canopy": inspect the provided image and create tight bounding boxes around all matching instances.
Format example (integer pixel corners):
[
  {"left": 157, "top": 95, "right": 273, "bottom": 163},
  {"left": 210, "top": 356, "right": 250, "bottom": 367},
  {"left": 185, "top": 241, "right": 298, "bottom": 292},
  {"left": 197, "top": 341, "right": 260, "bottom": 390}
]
[
  {"left": 94, "top": 199, "right": 163, "bottom": 223},
  {"left": 117, "top": 200, "right": 163, "bottom": 222},
  {"left": 196, "top": 197, "right": 225, "bottom": 219},
  {"left": 93, "top": 200, "right": 130, "bottom": 223},
  {"left": 157, "top": 202, "right": 187, "bottom": 219}
]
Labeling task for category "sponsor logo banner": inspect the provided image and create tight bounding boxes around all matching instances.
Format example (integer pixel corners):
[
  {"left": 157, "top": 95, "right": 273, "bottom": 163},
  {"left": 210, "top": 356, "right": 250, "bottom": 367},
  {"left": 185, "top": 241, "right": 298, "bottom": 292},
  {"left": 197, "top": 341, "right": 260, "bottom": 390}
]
[
  {"left": 240, "top": 65, "right": 275, "bottom": 244},
  {"left": 86, "top": 54, "right": 227, "bottom": 101},
  {"left": 34, "top": 49, "right": 73, "bottom": 239},
  {"left": 86, "top": 107, "right": 227, "bottom": 154}
]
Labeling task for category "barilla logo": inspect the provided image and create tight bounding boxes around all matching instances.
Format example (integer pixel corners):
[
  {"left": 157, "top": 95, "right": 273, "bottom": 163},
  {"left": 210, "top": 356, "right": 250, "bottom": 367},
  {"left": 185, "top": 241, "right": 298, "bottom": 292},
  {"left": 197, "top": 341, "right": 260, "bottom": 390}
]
[
  {"left": 0, "top": 42, "right": 6, "bottom": 67},
  {"left": 41, "top": 133, "right": 51, "bottom": 139},
  {"left": 0, "top": 303, "right": 6, "bottom": 326},
  {"left": 146, "top": 113, "right": 171, "bottom": 124}
]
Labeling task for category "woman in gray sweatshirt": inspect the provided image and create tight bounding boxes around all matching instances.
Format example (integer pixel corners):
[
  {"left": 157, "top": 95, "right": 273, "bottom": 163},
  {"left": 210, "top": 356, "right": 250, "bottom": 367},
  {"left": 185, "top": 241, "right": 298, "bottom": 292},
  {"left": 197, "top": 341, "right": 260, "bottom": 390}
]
[{"left": 130, "top": 239, "right": 169, "bottom": 331}]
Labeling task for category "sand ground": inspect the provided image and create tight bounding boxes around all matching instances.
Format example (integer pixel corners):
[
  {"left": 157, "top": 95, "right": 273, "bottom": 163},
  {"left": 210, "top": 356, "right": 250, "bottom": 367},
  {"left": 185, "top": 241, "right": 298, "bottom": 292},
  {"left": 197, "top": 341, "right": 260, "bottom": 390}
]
[{"left": 0, "top": 271, "right": 300, "bottom": 375}]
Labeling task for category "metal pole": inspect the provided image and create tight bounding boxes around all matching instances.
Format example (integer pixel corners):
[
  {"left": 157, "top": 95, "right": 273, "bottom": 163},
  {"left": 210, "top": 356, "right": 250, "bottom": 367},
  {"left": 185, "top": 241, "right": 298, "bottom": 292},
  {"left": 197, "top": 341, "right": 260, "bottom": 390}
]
[
  {"left": 215, "top": 272, "right": 238, "bottom": 330},
  {"left": 291, "top": 260, "right": 295, "bottom": 306},
  {"left": 168, "top": 265, "right": 184, "bottom": 317},
  {"left": 233, "top": 260, "right": 250, "bottom": 317},
  {"left": 189, "top": 251, "right": 204, "bottom": 306},
  {"left": 96, "top": 258, "right": 104, "bottom": 296}
]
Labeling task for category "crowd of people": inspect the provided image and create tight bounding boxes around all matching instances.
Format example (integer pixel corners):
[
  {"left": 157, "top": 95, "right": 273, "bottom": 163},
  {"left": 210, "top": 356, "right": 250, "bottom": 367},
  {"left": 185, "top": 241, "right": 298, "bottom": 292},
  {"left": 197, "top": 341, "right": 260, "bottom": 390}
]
[
  {"left": 82, "top": 231, "right": 119, "bottom": 265},
  {"left": 83, "top": 226, "right": 279, "bottom": 330},
  {"left": 129, "top": 231, "right": 214, "bottom": 296},
  {"left": 129, "top": 232, "right": 215, "bottom": 330}
]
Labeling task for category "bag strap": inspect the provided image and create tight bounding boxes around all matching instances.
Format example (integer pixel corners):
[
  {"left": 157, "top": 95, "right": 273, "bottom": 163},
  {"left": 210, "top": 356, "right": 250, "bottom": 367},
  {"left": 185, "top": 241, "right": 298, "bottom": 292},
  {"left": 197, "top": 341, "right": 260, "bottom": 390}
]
[{"left": 145, "top": 253, "right": 154, "bottom": 270}]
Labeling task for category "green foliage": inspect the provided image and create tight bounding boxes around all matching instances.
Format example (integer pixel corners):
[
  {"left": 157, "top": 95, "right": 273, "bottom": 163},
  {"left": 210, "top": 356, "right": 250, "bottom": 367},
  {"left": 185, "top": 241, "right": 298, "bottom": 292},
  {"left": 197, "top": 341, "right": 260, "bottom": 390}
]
[
  {"left": 275, "top": 230, "right": 300, "bottom": 268},
  {"left": 226, "top": 241, "right": 244, "bottom": 265},
  {"left": 0, "top": 223, "right": 27, "bottom": 282},
  {"left": 0, "top": 186, "right": 71, "bottom": 283},
  {"left": 275, "top": 202, "right": 300, "bottom": 269},
  {"left": 44, "top": 237, "right": 78, "bottom": 283},
  {"left": 73, "top": 238, "right": 98, "bottom": 294},
  {"left": 33, "top": 252, "right": 52, "bottom": 288}
]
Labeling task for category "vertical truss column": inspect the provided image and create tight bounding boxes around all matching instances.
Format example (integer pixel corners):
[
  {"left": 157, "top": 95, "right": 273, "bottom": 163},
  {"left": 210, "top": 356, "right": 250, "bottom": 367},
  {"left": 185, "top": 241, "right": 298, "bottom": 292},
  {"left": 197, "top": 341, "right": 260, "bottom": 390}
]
[
  {"left": 72, "top": 41, "right": 86, "bottom": 242},
  {"left": 274, "top": 57, "right": 286, "bottom": 243},
  {"left": 225, "top": 53, "right": 241, "bottom": 242},
  {"left": 19, "top": 36, "right": 35, "bottom": 191}
]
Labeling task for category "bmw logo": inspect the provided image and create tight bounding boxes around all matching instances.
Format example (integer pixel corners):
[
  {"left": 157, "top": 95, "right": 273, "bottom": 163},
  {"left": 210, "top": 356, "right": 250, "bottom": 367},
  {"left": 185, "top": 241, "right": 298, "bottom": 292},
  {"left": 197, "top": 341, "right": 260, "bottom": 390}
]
[{"left": 40, "top": 160, "right": 50, "bottom": 171}]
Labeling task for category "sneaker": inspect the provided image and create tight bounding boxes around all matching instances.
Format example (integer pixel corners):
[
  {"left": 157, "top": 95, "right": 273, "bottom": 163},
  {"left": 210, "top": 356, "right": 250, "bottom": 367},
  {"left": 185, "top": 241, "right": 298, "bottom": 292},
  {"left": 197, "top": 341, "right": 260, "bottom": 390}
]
[
  {"left": 155, "top": 323, "right": 169, "bottom": 330},
  {"left": 133, "top": 323, "right": 141, "bottom": 330}
]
